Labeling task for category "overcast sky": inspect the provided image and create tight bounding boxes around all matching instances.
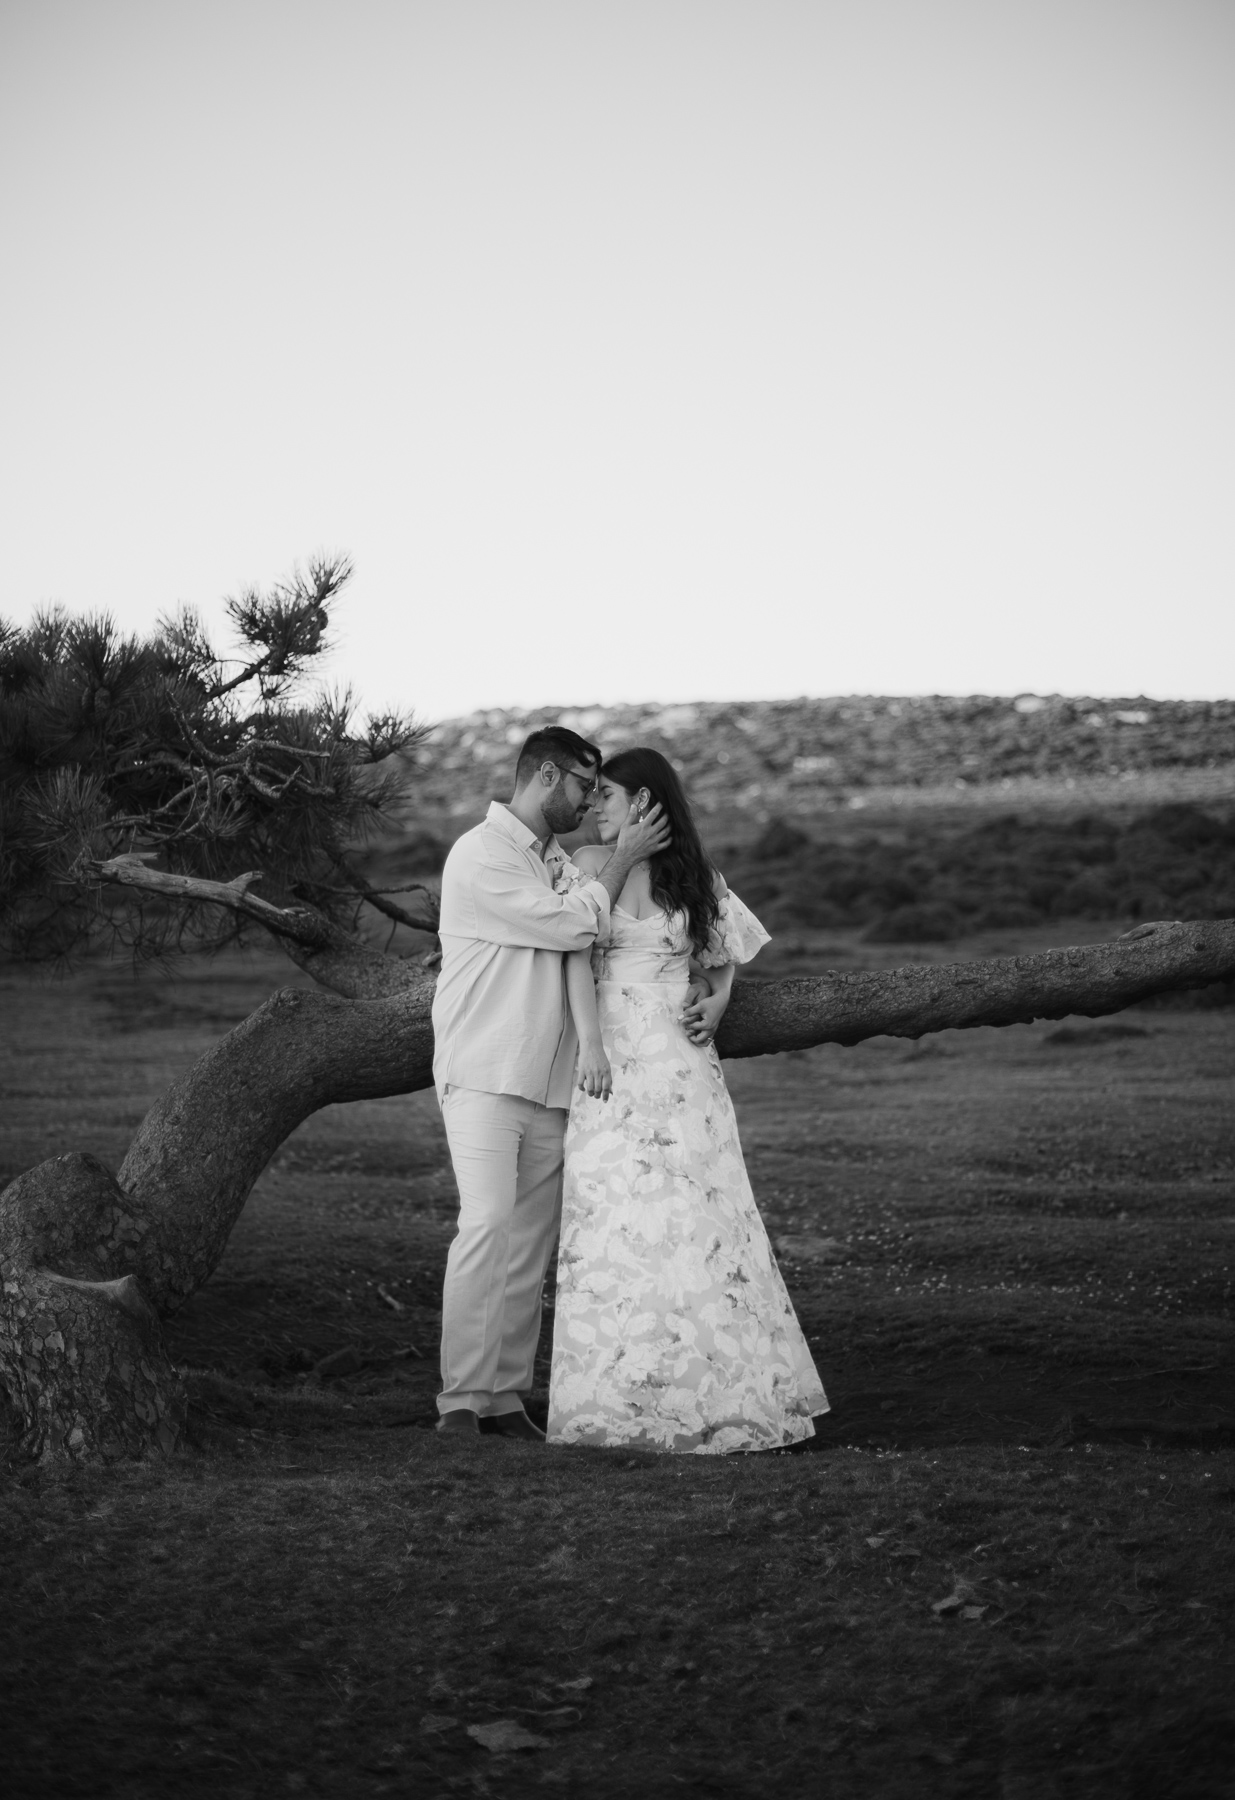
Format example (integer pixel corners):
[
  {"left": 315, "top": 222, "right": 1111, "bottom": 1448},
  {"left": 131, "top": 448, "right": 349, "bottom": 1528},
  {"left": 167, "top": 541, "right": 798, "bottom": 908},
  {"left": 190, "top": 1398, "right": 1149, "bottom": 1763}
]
[{"left": 2, "top": 0, "right": 1232, "bottom": 723}]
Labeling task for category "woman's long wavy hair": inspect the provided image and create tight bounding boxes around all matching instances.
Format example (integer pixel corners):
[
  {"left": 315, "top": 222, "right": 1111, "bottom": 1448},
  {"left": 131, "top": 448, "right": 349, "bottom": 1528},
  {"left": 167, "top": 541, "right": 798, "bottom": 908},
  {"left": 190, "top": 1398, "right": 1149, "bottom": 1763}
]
[{"left": 601, "top": 747, "right": 719, "bottom": 953}]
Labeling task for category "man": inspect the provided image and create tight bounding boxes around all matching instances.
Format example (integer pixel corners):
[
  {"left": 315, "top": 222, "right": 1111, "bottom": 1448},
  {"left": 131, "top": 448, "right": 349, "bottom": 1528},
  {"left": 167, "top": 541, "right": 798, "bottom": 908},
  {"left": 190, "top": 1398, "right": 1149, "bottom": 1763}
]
[{"left": 430, "top": 725, "right": 671, "bottom": 1439}]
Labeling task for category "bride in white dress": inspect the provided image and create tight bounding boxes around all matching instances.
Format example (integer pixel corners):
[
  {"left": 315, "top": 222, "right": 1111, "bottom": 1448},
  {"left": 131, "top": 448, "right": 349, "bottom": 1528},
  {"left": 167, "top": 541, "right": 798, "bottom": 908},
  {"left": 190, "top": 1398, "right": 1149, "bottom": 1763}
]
[{"left": 545, "top": 748, "right": 828, "bottom": 1455}]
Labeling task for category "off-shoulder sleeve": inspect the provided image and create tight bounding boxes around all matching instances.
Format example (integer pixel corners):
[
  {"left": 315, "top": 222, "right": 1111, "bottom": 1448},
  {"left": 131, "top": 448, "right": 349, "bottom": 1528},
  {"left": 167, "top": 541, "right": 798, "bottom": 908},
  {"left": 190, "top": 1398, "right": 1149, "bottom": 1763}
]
[{"left": 694, "top": 890, "right": 771, "bottom": 967}]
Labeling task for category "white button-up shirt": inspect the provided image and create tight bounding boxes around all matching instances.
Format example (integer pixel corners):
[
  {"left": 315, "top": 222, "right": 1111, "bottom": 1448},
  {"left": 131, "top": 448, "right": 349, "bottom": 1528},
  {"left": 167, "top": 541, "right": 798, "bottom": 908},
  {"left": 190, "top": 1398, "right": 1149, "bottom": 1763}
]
[{"left": 431, "top": 802, "right": 612, "bottom": 1107}]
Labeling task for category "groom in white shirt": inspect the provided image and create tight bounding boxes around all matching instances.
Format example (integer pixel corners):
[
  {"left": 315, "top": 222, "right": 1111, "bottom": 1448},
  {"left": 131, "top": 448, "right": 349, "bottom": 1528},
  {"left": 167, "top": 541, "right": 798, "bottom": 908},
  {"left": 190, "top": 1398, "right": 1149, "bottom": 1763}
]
[{"left": 431, "top": 726, "right": 670, "bottom": 1438}]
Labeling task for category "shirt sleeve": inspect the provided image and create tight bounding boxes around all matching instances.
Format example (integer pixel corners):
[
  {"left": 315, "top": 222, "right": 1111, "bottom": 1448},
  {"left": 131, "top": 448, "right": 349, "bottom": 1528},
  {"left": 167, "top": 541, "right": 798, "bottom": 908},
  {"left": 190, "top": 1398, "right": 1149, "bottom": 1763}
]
[{"left": 470, "top": 842, "right": 611, "bottom": 950}]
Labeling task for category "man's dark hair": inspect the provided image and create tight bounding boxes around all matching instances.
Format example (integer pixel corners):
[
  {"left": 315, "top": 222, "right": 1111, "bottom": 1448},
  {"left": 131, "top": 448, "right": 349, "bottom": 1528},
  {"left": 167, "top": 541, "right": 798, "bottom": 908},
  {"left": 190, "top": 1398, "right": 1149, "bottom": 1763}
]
[{"left": 515, "top": 725, "right": 602, "bottom": 789}]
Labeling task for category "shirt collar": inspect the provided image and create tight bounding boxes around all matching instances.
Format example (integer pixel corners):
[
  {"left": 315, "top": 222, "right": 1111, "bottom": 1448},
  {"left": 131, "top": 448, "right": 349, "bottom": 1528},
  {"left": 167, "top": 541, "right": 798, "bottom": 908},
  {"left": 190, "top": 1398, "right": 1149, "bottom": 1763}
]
[{"left": 486, "top": 800, "right": 557, "bottom": 862}]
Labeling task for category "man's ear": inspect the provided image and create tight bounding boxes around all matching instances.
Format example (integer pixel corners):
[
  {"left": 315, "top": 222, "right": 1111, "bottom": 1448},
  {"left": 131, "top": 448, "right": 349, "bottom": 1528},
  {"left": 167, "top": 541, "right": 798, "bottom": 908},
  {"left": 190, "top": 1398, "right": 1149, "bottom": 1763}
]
[{"left": 540, "top": 761, "right": 560, "bottom": 788}]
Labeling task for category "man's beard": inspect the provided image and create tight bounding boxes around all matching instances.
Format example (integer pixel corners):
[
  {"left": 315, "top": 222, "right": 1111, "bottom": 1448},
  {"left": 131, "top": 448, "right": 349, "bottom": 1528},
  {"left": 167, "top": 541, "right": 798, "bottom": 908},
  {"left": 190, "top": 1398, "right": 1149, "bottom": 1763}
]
[{"left": 543, "top": 786, "right": 584, "bottom": 837}]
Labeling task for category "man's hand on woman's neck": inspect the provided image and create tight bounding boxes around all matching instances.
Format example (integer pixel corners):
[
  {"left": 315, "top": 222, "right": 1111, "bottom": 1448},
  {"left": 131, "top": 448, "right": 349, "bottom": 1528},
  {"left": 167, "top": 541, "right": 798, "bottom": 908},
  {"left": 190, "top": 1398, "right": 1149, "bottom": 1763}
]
[
  {"left": 595, "top": 804, "right": 673, "bottom": 906},
  {"left": 503, "top": 780, "right": 672, "bottom": 892}
]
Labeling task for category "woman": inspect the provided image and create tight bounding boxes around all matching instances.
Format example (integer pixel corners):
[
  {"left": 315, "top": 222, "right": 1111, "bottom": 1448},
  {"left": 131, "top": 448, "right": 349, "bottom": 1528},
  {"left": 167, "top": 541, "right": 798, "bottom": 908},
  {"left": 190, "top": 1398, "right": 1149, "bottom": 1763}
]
[{"left": 546, "top": 748, "right": 828, "bottom": 1454}]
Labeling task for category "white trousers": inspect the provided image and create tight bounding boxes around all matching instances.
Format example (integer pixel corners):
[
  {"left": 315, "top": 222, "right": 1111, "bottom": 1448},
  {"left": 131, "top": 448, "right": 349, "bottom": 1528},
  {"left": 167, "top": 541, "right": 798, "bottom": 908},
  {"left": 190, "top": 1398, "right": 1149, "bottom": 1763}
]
[{"left": 437, "top": 1086, "right": 567, "bottom": 1416}]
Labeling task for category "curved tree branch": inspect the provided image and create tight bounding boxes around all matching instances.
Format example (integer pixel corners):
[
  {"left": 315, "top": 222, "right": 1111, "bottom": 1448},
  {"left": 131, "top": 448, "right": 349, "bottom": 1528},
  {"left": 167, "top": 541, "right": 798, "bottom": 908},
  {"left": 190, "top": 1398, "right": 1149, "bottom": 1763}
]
[
  {"left": 86, "top": 853, "right": 338, "bottom": 945},
  {"left": 326, "top": 850, "right": 440, "bottom": 936},
  {"left": 87, "top": 852, "right": 439, "bottom": 988}
]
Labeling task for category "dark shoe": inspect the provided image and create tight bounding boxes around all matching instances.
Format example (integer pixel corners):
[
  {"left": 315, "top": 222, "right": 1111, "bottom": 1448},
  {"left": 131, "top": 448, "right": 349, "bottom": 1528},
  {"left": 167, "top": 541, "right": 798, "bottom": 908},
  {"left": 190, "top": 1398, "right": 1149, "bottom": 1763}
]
[
  {"left": 436, "top": 1409, "right": 481, "bottom": 1436},
  {"left": 488, "top": 1411, "right": 546, "bottom": 1442}
]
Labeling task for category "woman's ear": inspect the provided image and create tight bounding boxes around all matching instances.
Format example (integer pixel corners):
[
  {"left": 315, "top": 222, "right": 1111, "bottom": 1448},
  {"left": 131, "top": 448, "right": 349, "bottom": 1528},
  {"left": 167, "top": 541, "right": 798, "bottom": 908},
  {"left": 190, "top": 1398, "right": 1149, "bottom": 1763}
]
[{"left": 637, "top": 787, "right": 652, "bottom": 816}]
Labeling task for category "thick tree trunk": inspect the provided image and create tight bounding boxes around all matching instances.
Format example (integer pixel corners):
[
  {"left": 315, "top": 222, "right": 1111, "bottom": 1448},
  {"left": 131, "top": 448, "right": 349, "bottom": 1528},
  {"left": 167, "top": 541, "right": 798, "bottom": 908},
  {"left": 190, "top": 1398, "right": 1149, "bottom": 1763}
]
[
  {"left": 118, "top": 974, "right": 438, "bottom": 1316},
  {"left": 2, "top": 919, "right": 1231, "bottom": 1461},
  {"left": 715, "top": 919, "right": 1235, "bottom": 1057}
]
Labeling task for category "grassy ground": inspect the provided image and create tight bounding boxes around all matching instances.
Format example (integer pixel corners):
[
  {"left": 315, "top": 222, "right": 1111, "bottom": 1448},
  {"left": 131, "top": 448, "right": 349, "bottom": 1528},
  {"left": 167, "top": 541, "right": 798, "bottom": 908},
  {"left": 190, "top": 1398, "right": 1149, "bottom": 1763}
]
[{"left": 2, "top": 934, "right": 1233, "bottom": 1799}]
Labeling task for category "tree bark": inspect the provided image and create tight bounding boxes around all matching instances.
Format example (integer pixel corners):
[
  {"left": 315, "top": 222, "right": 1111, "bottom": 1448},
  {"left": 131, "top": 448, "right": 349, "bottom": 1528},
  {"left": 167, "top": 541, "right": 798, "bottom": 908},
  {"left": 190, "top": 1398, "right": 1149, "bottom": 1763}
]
[
  {"left": 0, "top": 1154, "right": 187, "bottom": 1460},
  {"left": 2, "top": 918, "right": 1231, "bottom": 1461},
  {"left": 118, "top": 976, "right": 438, "bottom": 1316},
  {"left": 714, "top": 919, "right": 1235, "bottom": 1057}
]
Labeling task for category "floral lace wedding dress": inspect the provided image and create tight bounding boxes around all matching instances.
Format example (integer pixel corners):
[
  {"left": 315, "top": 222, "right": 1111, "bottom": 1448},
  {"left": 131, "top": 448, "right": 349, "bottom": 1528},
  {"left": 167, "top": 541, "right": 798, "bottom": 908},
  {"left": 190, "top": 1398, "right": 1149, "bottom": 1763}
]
[{"left": 546, "top": 891, "right": 828, "bottom": 1454}]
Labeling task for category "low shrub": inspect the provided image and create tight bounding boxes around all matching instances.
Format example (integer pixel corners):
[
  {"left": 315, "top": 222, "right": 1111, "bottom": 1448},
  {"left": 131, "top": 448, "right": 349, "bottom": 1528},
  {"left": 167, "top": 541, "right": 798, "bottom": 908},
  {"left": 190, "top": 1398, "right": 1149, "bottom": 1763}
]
[
  {"left": 865, "top": 902, "right": 964, "bottom": 943},
  {"left": 720, "top": 801, "right": 1235, "bottom": 939}
]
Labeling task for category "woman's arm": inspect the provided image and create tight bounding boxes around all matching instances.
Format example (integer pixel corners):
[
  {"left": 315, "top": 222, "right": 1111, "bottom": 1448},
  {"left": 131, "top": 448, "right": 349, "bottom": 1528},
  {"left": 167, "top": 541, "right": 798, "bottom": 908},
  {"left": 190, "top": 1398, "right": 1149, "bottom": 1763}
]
[
  {"left": 566, "top": 949, "right": 612, "bottom": 1101},
  {"left": 682, "top": 870, "right": 736, "bottom": 1044}
]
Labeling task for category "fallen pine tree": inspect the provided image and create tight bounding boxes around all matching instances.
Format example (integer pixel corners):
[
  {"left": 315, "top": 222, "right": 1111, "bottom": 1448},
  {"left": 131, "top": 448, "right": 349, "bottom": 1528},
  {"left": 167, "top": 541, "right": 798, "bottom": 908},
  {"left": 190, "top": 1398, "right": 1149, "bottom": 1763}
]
[
  {"left": 3, "top": 883, "right": 1231, "bottom": 1461},
  {"left": 3, "top": 567, "right": 1231, "bottom": 1461}
]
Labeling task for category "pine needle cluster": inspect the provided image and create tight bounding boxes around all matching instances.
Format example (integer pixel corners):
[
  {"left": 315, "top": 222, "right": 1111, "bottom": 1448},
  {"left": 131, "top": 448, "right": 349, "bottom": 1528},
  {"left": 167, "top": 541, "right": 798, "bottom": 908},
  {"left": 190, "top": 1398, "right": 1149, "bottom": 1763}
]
[{"left": 0, "top": 557, "right": 428, "bottom": 960}]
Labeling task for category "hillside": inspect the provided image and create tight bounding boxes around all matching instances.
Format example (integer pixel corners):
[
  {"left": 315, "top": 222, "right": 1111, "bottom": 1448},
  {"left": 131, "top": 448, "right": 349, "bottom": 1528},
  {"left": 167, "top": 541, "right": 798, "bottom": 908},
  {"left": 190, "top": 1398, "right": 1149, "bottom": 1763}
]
[
  {"left": 398, "top": 694, "right": 1235, "bottom": 825},
  {"left": 369, "top": 695, "right": 1235, "bottom": 949}
]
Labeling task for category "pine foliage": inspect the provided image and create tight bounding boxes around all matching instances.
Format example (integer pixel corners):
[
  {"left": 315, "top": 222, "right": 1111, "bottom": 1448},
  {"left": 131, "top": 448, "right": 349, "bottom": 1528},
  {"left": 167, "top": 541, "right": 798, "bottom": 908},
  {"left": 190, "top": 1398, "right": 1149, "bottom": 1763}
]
[{"left": 0, "top": 558, "right": 427, "bottom": 959}]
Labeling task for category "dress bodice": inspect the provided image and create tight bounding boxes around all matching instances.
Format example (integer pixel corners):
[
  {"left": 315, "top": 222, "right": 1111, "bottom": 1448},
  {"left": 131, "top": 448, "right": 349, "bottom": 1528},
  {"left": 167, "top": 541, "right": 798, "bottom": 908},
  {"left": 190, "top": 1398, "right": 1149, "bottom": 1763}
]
[
  {"left": 550, "top": 856, "right": 772, "bottom": 984},
  {"left": 589, "top": 889, "right": 771, "bottom": 984},
  {"left": 591, "top": 907, "right": 692, "bottom": 985},
  {"left": 590, "top": 892, "right": 774, "bottom": 993}
]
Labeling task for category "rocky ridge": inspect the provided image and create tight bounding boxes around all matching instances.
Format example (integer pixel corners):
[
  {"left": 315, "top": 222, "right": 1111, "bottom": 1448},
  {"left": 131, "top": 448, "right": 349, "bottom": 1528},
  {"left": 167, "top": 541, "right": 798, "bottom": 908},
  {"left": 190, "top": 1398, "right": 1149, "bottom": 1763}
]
[{"left": 398, "top": 694, "right": 1234, "bottom": 825}]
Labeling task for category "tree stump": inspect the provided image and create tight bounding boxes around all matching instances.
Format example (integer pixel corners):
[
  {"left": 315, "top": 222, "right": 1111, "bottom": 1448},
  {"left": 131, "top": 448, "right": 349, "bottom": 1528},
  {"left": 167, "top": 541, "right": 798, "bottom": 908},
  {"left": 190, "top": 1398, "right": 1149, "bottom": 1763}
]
[{"left": 0, "top": 1154, "right": 185, "bottom": 1461}]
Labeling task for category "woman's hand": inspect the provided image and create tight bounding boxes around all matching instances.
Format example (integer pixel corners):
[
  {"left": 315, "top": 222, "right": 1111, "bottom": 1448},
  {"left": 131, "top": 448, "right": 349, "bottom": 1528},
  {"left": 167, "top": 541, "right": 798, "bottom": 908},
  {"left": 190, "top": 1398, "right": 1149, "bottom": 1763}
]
[
  {"left": 577, "top": 1039, "right": 613, "bottom": 1102},
  {"left": 682, "top": 989, "right": 729, "bottom": 1047}
]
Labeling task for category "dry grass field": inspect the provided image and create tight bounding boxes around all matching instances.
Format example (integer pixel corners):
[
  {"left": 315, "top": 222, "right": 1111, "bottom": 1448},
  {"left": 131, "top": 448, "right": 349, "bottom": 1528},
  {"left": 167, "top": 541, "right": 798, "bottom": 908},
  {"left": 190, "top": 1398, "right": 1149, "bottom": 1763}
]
[{"left": 2, "top": 930, "right": 1233, "bottom": 1800}]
